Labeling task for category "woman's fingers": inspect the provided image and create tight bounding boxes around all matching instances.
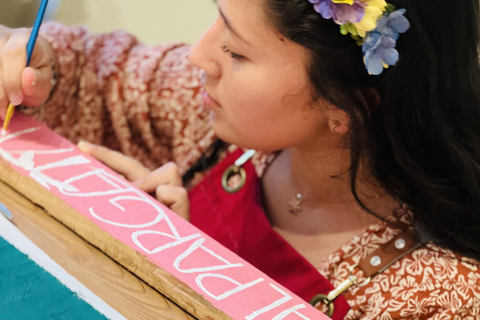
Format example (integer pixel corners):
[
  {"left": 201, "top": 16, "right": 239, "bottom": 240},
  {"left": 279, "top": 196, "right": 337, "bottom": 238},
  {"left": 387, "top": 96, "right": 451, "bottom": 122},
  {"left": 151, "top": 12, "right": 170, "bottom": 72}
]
[
  {"left": 133, "top": 162, "right": 183, "bottom": 193},
  {"left": 77, "top": 141, "right": 150, "bottom": 181},
  {"left": 77, "top": 141, "right": 190, "bottom": 220},
  {"left": 0, "top": 26, "right": 56, "bottom": 115},
  {"left": 129, "top": 162, "right": 188, "bottom": 219},
  {"left": 21, "top": 65, "right": 53, "bottom": 107},
  {"left": 156, "top": 185, "right": 190, "bottom": 221},
  {"left": 2, "top": 28, "right": 31, "bottom": 105},
  {"left": 132, "top": 163, "right": 188, "bottom": 220},
  {"left": 20, "top": 37, "right": 57, "bottom": 107}
]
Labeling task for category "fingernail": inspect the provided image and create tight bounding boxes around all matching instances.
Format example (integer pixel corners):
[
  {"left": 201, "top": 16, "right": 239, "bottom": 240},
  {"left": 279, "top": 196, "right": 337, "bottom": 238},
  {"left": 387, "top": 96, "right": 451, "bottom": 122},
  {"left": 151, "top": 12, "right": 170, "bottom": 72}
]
[
  {"left": 9, "top": 92, "right": 23, "bottom": 106},
  {"left": 77, "top": 140, "right": 89, "bottom": 151},
  {"left": 27, "top": 67, "right": 37, "bottom": 86}
]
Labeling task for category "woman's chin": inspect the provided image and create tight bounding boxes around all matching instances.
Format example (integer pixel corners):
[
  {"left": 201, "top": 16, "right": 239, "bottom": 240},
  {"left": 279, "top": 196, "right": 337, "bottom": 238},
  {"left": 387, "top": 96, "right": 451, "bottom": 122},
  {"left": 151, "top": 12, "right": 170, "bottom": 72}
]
[{"left": 211, "top": 127, "right": 280, "bottom": 153}]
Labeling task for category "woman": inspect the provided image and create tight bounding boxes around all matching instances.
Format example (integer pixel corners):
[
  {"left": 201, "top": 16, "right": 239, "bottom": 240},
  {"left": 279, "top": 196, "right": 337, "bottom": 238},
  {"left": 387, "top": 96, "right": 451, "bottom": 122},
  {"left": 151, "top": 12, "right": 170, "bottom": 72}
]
[{"left": 0, "top": 0, "right": 479, "bottom": 318}]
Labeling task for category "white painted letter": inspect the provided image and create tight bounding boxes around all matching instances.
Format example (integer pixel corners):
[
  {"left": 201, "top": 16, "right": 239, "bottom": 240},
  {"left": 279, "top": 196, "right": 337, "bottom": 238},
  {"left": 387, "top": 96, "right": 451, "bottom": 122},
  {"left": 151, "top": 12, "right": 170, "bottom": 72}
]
[
  {"left": 174, "top": 238, "right": 243, "bottom": 273},
  {"left": 132, "top": 230, "right": 202, "bottom": 254},
  {"left": 196, "top": 273, "right": 264, "bottom": 301},
  {"left": 245, "top": 284, "right": 293, "bottom": 320},
  {"left": 272, "top": 305, "right": 311, "bottom": 320}
]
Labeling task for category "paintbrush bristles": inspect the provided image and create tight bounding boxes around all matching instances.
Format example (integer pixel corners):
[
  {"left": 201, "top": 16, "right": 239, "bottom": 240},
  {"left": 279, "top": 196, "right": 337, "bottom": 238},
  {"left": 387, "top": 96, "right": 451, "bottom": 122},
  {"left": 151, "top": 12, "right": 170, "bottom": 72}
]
[{"left": 2, "top": 103, "right": 15, "bottom": 133}]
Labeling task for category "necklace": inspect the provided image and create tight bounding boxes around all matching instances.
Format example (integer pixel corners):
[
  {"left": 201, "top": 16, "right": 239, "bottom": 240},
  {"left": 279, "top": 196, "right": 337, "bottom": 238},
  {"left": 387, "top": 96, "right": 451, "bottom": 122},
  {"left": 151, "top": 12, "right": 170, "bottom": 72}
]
[{"left": 288, "top": 193, "right": 305, "bottom": 215}]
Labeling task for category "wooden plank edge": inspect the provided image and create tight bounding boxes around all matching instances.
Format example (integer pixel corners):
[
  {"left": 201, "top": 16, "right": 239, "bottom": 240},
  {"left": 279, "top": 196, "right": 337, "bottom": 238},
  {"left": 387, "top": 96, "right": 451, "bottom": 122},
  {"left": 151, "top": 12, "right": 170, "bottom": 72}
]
[{"left": 0, "top": 158, "right": 232, "bottom": 320}]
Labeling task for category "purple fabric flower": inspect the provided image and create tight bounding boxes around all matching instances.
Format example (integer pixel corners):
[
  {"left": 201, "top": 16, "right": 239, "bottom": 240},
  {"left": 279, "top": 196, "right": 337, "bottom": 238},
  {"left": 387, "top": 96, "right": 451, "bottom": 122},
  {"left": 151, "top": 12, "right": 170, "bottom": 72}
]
[
  {"left": 362, "top": 9, "right": 410, "bottom": 75},
  {"left": 309, "top": 0, "right": 365, "bottom": 25}
]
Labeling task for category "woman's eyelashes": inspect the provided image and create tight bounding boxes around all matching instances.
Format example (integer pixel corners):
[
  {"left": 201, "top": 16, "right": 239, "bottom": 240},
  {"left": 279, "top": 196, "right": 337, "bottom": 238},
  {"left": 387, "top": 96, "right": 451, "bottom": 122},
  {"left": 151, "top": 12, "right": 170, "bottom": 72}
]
[{"left": 220, "top": 43, "right": 246, "bottom": 61}]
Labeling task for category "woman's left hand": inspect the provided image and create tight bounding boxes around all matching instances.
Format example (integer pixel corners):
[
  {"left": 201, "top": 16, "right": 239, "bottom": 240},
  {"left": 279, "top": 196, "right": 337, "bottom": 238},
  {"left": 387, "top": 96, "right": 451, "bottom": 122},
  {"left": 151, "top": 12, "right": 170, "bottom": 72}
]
[{"left": 77, "top": 141, "right": 190, "bottom": 221}]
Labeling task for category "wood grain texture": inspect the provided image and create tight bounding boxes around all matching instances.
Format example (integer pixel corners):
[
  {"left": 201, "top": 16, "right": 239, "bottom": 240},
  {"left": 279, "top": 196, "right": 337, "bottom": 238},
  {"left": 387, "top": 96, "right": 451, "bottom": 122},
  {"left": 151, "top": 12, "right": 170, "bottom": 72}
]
[
  {"left": 0, "top": 180, "right": 196, "bottom": 320},
  {"left": 0, "top": 157, "right": 231, "bottom": 320}
]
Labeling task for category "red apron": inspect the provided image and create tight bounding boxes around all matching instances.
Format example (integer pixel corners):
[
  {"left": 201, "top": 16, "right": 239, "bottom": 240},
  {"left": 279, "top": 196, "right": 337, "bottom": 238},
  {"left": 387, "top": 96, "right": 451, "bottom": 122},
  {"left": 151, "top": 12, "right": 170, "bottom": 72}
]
[{"left": 189, "top": 149, "right": 350, "bottom": 320}]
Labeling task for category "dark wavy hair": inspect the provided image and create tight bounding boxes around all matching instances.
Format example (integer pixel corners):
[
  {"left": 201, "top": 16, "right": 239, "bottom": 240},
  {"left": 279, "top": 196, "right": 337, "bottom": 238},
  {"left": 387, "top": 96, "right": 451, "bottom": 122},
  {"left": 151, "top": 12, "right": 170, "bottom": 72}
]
[{"left": 184, "top": 0, "right": 480, "bottom": 261}]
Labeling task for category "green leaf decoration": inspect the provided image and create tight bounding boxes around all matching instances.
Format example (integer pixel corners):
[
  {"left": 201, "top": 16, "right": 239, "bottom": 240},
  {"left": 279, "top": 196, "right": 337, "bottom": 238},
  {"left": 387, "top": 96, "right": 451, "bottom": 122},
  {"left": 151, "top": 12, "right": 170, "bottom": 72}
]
[
  {"left": 385, "top": 4, "right": 396, "bottom": 14},
  {"left": 340, "top": 23, "right": 364, "bottom": 45}
]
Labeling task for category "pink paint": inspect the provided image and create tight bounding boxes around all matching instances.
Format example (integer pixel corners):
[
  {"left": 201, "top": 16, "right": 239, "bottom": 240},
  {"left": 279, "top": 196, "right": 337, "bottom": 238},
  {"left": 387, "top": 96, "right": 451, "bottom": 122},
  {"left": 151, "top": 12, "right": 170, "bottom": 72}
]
[{"left": 0, "top": 114, "right": 329, "bottom": 320}]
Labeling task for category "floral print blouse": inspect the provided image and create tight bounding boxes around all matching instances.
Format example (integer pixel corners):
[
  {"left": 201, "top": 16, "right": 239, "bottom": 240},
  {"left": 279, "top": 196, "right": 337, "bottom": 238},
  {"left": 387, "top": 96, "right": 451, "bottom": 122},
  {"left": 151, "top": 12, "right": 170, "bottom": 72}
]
[{"left": 33, "top": 22, "right": 479, "bottom": 319}]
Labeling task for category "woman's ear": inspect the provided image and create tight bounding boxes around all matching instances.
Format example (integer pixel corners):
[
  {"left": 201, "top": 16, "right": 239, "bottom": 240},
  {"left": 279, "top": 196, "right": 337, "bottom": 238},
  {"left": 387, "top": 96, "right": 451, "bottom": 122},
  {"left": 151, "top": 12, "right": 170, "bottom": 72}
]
[{"left": 327, "top": 107, "right": 350, "bottom": 134}]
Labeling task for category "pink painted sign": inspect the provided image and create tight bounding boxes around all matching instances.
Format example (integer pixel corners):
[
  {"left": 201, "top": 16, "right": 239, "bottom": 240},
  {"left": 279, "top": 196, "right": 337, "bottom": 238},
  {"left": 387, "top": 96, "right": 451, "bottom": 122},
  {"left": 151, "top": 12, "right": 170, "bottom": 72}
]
[{"left": 0, "top": 114, "right": 329, "bottom": 320}]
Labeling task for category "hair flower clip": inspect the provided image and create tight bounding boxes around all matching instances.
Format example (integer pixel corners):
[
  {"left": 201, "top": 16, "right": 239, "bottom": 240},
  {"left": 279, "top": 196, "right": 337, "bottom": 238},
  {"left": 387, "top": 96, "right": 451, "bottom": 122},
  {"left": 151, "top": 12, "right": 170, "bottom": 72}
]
[
  {"left": 308, "top": 0, "right": 410, "bottom": 75},
  {"left": 362, "top": 9, "right": 410, "bottom": 75}
]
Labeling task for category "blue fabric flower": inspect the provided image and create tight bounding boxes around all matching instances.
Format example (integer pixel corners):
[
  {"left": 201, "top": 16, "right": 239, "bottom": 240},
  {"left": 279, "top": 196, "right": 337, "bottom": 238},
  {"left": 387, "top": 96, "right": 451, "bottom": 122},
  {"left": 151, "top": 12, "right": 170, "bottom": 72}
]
[{"left": 362, "top": 9, "right": 410, "bottom": 75}]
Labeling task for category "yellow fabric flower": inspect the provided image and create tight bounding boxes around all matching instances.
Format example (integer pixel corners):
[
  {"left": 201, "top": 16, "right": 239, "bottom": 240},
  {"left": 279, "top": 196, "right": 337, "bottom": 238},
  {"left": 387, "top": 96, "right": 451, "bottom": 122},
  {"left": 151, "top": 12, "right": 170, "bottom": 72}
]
[
  {"left": 354, "top": 0, "right": 387, "bottom": 37},
  {"left": 332, "top": 0, "right": 355, "bottom": 5}
]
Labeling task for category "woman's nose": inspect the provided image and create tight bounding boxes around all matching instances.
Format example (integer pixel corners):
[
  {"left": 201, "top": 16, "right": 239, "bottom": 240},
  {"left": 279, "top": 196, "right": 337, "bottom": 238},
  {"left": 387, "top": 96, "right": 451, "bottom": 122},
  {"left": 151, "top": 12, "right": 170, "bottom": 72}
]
[{"left": 188, "top": 21, "right": 222, "bottom": 79}]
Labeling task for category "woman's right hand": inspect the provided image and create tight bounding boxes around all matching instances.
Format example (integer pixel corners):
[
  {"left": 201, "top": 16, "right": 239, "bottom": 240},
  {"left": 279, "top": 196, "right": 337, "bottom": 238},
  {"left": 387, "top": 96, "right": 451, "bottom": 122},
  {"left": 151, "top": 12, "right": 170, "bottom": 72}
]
[
  {"left": 0, "top": 25, "right": 56, "bottom": 118},
  {"left": 78, "top": 141, "right": 191, "bottom": 222}
]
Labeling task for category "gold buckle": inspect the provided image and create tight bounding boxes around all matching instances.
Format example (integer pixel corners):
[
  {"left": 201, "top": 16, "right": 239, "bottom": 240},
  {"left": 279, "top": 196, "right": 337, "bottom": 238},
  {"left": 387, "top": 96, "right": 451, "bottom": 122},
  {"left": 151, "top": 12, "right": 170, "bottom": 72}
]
[
  {"left": 221, "top": 165, "right": 247, "bottom": 193},
  {"left": 310, "top": 294, "right": 335, "bottom": 317},
  {"left": 310, "top": 275, "right": 358, "bottom": 317},
  {"left": 310, "top": 266, "right": 371, "bottom": 318},
  {"left": 221, "top": 149, "right": 255, "bottom": 193}
]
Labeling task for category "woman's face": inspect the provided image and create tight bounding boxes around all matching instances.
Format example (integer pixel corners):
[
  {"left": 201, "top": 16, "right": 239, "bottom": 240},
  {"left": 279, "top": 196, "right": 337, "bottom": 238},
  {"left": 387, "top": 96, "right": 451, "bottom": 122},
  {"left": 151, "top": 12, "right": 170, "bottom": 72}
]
[{"left": 189, "top": 0, "right": 331, "bottom": 152}]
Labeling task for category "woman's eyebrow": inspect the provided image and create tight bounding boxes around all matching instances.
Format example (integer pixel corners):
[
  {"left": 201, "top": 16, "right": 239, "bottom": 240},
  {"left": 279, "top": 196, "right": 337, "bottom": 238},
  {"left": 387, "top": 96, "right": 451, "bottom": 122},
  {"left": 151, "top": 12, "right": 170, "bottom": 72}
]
[{"left": 213, "top": 1, "right": 252, "bottom": 46}]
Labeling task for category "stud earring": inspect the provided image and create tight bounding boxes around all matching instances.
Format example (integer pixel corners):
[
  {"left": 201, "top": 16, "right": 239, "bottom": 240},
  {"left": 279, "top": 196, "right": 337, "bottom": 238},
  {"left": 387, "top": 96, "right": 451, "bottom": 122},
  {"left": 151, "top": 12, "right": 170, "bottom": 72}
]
[{"left": 330, "top": 122, "right": 340, "bottom": 133}]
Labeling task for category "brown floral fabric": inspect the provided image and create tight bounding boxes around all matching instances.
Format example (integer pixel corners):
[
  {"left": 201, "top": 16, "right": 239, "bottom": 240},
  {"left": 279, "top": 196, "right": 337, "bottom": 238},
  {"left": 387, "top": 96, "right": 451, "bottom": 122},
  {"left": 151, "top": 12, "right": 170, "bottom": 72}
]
[
  {"left": 319, "top": 208, "right": 480, "bottom": 319},
  {"left": 35, "top": 22, "right": 214, "bottom": 174},
  {"left": 34, "top": 23, "right": 480, "bottom": 319}
]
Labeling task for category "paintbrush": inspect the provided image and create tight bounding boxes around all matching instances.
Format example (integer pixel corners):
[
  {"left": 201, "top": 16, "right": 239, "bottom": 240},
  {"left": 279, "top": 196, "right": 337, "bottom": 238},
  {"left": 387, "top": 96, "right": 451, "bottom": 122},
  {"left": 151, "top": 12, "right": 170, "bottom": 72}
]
[{"left": 1, "top": 0, "right": 50, "bottom": 137}]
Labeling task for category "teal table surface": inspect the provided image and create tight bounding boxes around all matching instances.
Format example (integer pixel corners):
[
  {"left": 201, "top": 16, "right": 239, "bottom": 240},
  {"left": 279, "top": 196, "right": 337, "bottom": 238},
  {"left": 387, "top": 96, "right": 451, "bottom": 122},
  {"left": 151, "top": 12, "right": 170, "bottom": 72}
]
[{"left": 0, "top": 236, "right": 107, "bottom": 320}]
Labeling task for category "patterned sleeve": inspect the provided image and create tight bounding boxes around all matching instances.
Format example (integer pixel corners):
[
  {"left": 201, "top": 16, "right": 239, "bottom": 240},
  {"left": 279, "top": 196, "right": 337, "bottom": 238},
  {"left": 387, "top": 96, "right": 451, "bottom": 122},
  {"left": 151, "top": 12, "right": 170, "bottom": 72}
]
[{"left": 28, "top": 22, "right": 215, "bottom": 173}]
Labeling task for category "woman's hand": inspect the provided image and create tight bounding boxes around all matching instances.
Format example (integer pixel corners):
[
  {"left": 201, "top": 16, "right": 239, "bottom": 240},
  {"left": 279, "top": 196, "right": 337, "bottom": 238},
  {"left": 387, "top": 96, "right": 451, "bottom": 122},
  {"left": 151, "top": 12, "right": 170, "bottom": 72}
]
[
  {"left": 77, "top": 141, "right": 190, "bottom": 221},
  {"left": 0, "top": 25, "right": 57, "bottom": 118}
]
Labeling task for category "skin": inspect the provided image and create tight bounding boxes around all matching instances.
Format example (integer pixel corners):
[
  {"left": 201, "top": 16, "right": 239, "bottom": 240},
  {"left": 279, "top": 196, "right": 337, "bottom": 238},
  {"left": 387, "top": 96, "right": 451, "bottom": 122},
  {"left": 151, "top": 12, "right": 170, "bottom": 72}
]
[
  {"left": 189, "top": 0, "right": 334, "bottom": 152},
  {"left": 0, "top": 0, "right": 398, "bottom": 266},
  {"left": 77, "top": 141, "right": 190, "bottom": 221},
  {"left": 0, "top": 26, "right": 55, "bottom": 117}
]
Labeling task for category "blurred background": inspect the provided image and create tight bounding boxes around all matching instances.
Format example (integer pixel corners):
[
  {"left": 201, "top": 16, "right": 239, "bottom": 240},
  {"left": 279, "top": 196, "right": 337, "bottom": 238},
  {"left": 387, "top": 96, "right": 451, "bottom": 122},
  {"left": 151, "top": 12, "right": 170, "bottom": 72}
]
[{"left": 0, "top": 0, "right": 217, "bottom": 45}]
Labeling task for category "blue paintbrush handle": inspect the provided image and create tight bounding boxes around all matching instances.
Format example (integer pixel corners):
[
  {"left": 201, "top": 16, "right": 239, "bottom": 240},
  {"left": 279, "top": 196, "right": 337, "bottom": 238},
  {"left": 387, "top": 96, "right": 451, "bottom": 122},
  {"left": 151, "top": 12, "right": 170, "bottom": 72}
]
[{"left": 26, "top": 0, "right": 49, "bottom": 66}]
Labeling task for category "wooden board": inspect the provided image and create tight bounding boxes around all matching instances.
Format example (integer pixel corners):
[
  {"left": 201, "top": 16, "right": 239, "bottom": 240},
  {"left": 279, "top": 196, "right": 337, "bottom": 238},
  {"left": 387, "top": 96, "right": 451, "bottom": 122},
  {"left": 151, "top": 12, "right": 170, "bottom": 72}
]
[
  {"left": 0, "top": 114, "right": 327, "bottom": 320},
  {"left": 0, "top": 180, "right": 195, "bottom": 320}
]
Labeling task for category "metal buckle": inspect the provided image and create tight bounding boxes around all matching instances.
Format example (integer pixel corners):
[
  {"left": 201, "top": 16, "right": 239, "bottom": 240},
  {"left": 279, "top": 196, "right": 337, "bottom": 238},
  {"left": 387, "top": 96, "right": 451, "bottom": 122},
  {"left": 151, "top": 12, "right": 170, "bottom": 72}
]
[
  {"left": 221, "top": 150, "right": 255, "bottom": 193},
  {"left": 222, "top": 165, "right": 247, "bottom": 193},
  {"left": 310, "top": 274, "right": 358, "bottom": 317},
  {"left": 310, "top": 293, "right": 335, "bottom": 317},
  {"left": 310, "top": 265, "right": 371, "bottom": 317},
  {"left": 310, "top": 242, "right": 418, "bottom": 317}
]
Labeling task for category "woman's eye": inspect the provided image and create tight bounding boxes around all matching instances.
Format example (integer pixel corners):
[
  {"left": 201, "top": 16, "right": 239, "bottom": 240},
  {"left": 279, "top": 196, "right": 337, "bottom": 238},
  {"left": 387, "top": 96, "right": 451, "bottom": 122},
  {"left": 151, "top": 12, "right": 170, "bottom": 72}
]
[{"left": 220, "top": 43, "right": 246, "bottom": 61}]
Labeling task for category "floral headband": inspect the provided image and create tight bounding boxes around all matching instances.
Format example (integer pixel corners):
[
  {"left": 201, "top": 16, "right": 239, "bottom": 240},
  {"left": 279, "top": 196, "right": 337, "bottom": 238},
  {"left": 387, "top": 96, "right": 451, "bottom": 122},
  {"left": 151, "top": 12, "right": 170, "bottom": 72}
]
[{"left": 308, "top": 0, "right": 410, "bottom": 75}]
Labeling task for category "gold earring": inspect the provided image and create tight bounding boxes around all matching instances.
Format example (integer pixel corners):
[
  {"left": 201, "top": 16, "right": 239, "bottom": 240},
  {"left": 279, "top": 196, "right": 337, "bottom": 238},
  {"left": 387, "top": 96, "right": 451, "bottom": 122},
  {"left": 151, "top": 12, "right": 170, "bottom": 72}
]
[{"left": 330, "top": 122, "right": 340, "bottom": 133}]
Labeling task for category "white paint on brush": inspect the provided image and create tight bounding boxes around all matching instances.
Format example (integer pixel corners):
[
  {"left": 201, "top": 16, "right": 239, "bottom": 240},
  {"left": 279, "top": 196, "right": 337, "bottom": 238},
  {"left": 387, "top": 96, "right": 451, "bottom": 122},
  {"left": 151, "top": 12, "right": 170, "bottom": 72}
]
[{"left": 0, "top": 213, "right": 127, "bottom": 320}]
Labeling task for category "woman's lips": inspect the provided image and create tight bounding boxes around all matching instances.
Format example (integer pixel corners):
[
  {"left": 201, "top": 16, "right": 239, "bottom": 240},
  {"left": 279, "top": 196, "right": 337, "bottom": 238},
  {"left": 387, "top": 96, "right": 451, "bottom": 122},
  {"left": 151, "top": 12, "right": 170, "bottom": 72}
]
[{"left": 202, "top": 91, "right": 222, "bottom": 109}]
